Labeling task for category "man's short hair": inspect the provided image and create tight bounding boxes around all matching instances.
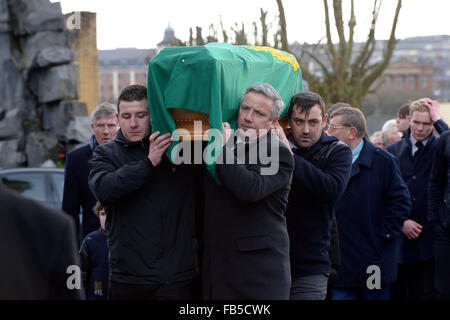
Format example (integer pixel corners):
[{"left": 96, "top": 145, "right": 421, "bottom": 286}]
[
  {"left": 90, "top": 102, "right": 117, "bottom": 126},
  {"left": 382, "top": 128, "right": 402, "bottom": 146},
  {"left": 409, "top": 98, "right": 432, "bottom": 116},
  {"left": 329, "top": 107, "right": 367, "bottom": 139},
  {"left": 381, "top": 119, "right": 398, "bottom": 132},
  {"left": 371, "top": 131, "right": 382, "bottom": 141},
  {"left": 327, "top": 102, "right": 351, "bottom": 115},
  {"left": 117, "top": 85, "right": 148, "bottom": 114},
  {"left": 287, "top": 91, "right": 325, "bottom": 119},
  {"left": 397, "top": 103, "right": 410, "bottom": 119},
  {"left": 241, "top": 83, "right": 284, "bottom": 120}
]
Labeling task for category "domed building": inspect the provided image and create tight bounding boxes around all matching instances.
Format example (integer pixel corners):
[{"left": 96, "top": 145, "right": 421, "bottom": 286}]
[{"left": 157, "top": 24, "right": 183, "bottom": 53}]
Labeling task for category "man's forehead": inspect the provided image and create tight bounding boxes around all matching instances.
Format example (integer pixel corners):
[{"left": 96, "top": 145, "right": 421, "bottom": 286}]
[
  {"left": 293, "top": 104, "right": 322, "bottom": 119},
  {"left": 96, "top": 116, "right": 117, "bottom": 123},
  {"left": 411, "top": 110, "right": 431, "bottom": 121}
]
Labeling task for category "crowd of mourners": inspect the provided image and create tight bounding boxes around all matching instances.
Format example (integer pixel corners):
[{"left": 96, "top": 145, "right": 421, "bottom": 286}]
[{"left": 1, "top": 83, "right": 449, "bottom": 301}]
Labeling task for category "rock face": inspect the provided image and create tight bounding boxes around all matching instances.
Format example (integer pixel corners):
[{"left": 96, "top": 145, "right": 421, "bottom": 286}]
[{"left": 0, "top": 0, "right": 90, "bottom": 169}]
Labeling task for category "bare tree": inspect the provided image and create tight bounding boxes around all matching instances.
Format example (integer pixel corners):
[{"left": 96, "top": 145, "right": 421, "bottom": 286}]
[
  {"left": 276, "top": 0, "right": 402, "bottom": 108},
  {"left": 232, "top": 22, "right": 248, "bottom": 45},
  {"left": 260, "top": 8, "right": 269, "bottom": 46}
]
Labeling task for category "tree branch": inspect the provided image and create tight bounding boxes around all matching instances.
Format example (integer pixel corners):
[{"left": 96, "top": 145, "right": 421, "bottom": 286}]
[
  {"left": 323, "top": 0, "right": 337, "bottom": 65},
  {"left": 362, "top": 0, "right": 401, "bottom": 93},
  {"left": 276, "top": 0, "right": 291, "bottom": 53}
]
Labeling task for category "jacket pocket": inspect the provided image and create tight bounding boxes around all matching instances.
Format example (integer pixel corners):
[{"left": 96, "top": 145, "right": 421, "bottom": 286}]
[{"left": 236, "top": 236, "right": 271, "bottom": 252}]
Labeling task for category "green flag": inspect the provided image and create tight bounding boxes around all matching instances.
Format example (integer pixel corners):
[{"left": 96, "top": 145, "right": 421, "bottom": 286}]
[{"left": 147, "top": 42, "right": 303, "bottom": 181}]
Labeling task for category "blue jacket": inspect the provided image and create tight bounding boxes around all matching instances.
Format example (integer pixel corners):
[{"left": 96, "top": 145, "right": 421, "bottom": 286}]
[
  {"left": 62, "top": 142, "right": 99, "bottom": 244},
  {"left": 286, "top": 131, "right": 352, "bottom": 278},
  {"left": 79, "top": 229, "right": 109, "bottom": 300},
  {"left": 333, "top": 138, "right": 411, "bottom": 287},
  {"left": 387, "top": 120, "right": 448, "bottom": 264}
]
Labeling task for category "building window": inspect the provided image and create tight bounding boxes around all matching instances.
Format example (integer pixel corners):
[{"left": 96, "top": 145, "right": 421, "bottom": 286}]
[
  {"left": 384, "top": 75, "right": 392, "bottom": 87},
  {"left": 422, "top": 75, "right": 428, "bottom": 88},
  {"left": 409, "top": 75, "right": 416, "bottom": 88},
  {"left": 397, "top": 75, "right": 404, "bottom": 88}
]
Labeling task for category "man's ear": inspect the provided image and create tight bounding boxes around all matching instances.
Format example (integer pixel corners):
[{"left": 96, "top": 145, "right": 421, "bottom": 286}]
[
  {"left": 350, "top": 127, "right": 358, "bottom": 139},
  {"left": 90, "top": 123, "right": 95, "bottom": 131},
  {"left": 407, "top": 115, "right": 411, "bottom": 124},
  {"left": 271, "top": 116, "right": 280, "bottom": 128},
  {"left": 322, "top": 114, "right": 329, "bottom": 128}
]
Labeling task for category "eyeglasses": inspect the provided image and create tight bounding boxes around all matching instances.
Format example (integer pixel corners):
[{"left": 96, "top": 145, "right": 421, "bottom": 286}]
[{"left": 327, "top": 125, "right": 350, "bottom": 132}]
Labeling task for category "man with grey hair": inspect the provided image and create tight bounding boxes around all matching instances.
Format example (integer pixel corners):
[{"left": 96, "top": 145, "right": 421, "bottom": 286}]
[
  {"left": 62, "top": 102, "right": 119, "bottom": 244},
  {"left": 202, "top": 83, "right": 295, "bottom": 299},
  {"left": 382, "top": 128, "right": 403, "bottom": 147},
  {"left": 328, "top": 106, "right": 410, "bottom": 300}
]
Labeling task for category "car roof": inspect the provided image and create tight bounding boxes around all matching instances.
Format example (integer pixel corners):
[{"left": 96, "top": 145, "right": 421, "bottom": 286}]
[{"left": 0, "top": 168, "right": 64, "bottom": 174}]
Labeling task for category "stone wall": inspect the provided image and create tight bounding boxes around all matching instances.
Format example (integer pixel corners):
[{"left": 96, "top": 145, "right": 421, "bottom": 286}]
[{"left": 0, "top": 0, "right": 90, "bottom": 169}]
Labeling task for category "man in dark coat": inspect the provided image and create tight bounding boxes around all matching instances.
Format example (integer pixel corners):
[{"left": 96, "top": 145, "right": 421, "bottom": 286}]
[
  {"left": 202, "top": 83, "right": 294, "bottom": 299},
  {"left": 62, "top": 102, "right": 119, "bottom": 244},
  {"left": 0, "top": 185, "right": 84, "bottom": 300},
  {"left": 88, "top": 85, "right": 199, "bottom": 300},
  {"left": 328, "top": 107, "right": 411, "bottom": 300},
  {"left": 387, "top": 98, "right": 448, "bottom": 299},
  {"left": 428, "top": 129, "right": 450, "bottom": 299},
  {"left": 283, "top": 92, "right": 352, "bottom": 300}
]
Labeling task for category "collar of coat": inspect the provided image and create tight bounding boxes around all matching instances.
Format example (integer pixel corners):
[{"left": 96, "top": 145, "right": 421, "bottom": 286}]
[
  {"left": 351, "top": 137, "right": 375, "bottom": 173},
  {"left": 290, "top": 130, "right": 339, "bottom": 159},
  {"left": 398, "top": 128, "right": 435, "bottom": 154}
]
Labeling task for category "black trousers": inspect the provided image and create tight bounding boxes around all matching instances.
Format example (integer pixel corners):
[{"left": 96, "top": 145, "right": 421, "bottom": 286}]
[
  {"left": 433, "top": 223, "right": 450, "bottom": 299},
  {"left": 392, "top": 259, "right": 437, "bottom": 300},
  {"left": 110, "top": 279, "right": 192, "bottom": 300}
]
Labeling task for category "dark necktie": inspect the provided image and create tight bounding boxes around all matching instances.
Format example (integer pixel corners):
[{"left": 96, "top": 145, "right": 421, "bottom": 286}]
[{"left": 414, "top": 141, "right": 424, "bottom": 157}]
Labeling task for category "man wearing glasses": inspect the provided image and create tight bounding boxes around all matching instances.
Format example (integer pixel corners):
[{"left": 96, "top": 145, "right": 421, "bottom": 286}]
[
  {"left": 282, "top": 91, "right": 353, "bottom": 300},
  {"left": 327, "top": 106, "right": 411, "bottom": 300},
  {"left": 387, "top": 98, "right": 448, "bottom": 300}
]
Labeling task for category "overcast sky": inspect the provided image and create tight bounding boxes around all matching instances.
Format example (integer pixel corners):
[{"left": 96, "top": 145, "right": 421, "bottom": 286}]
[{"left": 50, "top": 0, "right": 450, "bottom": 50}]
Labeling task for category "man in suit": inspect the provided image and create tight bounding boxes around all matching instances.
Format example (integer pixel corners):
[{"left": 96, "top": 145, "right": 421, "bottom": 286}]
[
  {"left": 328, "top": 106, "right": 411, "bottom": 300},
  {"left": 387, "top": 98, "right": 448, "bottom": 300},
  {"left": 62, "top": 102, "right": 119, "bottom": 244},
  {"left": 202, "top": 83, "right": 294, "bottom": 299},
  {"left": 0, "top": 185, "right": 84, "bottom": 299}
]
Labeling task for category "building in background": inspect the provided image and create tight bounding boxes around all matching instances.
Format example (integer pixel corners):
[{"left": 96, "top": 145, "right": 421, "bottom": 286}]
[
  {"left": 157, "top": 24, "right": 183, "bottom": 53},
  {"left": 376, "top": 59, "right": 434, "bottom": 92},
  {"left": 98, "top": 25, "right": 184, "bottom": 104},
  {"left": 98, "top": 48, "right": 156, "bottom": 104}
]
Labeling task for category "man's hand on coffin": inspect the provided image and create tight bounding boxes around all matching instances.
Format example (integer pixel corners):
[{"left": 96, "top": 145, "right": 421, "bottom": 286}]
[
  {"left": 148, "top": 131, "right": 172, "bottom": 166},
  {"left": 271, "top": 124, "right": 293, "bottom": 155},
  {"left": 222, "top": 122, "right": 232, "bottom": 146}
]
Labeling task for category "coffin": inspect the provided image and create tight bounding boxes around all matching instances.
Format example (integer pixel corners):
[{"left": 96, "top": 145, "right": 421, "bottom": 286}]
[{"left": 147, "top": 43, "right": 303, "bottom": 177}]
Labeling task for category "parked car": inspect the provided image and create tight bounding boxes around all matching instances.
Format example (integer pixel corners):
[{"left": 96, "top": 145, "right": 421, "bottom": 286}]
[{"left": 0, "top": 168, "right": 64, "bottom": 209}]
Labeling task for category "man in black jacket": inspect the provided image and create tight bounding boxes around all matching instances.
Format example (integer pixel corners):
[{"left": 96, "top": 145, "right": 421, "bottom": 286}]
[
  {"left": 0, "top": 185, "right": 84, "bottom": 300},
  {"left": 202, "top": 83, "right": 294, "bottom": 299},
  {"left": 387, "top": 98, "right": 448, "bottom": 300},
  {"left": 428, "top": 129, "right": 450, "bottom": 299},
  {"left": 283, "top": 92, "right": 352, "bottom": 300},
  {"left": 88, "top": 85, "right": 199, "bottom": 300}
]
